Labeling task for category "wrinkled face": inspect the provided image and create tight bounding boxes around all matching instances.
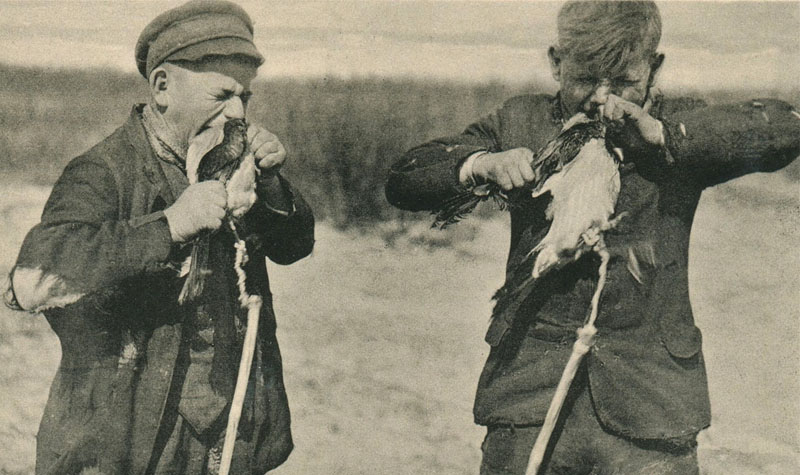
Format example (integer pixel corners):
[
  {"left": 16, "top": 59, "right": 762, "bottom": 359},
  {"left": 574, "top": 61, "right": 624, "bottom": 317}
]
[
  {"left": 153, "top": 56, "right": 258, "bottom": 150},
  {"left": 549, "top": 48, "right": 662, "bottom": 118}
]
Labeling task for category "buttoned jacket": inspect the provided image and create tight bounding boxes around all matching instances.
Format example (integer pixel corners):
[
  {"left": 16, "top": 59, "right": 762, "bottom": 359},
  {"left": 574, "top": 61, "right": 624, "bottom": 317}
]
[{"left": 386, "top": 94, "right": 799, "bottom": 440}]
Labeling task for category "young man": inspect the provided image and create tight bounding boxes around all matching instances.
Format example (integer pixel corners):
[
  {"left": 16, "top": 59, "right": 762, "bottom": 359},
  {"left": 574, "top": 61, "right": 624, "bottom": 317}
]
[
  {"left": 5, "top": 1, "right": 314, "bottom": 473},
  {"left": 386, "top": 1, "right": 799, "bottom": 474}
]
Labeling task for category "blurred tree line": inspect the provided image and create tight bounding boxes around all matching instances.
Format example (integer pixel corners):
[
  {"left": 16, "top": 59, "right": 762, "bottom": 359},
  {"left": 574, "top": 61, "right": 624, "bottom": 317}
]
[{"left": 0, "top": 64, "right": 795, "bottom": 228}]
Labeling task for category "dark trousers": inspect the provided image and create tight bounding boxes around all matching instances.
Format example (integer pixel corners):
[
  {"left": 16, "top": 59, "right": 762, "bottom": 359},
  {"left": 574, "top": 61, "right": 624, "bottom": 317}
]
[{"left": 480, "top": 368, "right": 699, "bottom": 475}]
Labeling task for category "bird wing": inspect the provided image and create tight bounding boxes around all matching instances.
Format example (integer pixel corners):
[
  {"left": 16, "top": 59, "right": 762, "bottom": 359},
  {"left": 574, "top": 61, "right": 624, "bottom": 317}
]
[
  {"left": 431, "top": 115, "right": 599, "bottom": 227},
  {"left": 530, "top": 115, "right": 604, "bottom": 197}
]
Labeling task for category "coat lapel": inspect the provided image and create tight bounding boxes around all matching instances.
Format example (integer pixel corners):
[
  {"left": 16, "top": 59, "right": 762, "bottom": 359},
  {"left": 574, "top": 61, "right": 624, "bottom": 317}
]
[
  {"left": 121, "top": 106, "right": 188, "bottom": 474},
  {"left": 123, "top": 105, "right": 178, "bottom": 206}
]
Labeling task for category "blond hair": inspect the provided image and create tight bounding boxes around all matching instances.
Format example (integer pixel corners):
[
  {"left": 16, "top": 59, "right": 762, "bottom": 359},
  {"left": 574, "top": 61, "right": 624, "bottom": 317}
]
[{"left": 556, "top": 1, "right": 662, "bottom": 75}]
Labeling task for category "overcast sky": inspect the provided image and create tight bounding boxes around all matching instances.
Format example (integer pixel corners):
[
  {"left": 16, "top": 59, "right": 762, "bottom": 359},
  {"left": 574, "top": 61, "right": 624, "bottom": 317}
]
[{"left": 0, "top": 0, "right": 797, "bottom": 91}]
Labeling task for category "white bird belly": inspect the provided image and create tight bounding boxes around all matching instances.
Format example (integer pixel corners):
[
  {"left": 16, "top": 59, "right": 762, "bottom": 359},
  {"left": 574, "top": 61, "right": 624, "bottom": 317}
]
[
  {"left": 226, "top": 152, "right": 258, "bottom": 218},
  {"left": 531, "top": 138, "right": 620, "bottom": 278}
]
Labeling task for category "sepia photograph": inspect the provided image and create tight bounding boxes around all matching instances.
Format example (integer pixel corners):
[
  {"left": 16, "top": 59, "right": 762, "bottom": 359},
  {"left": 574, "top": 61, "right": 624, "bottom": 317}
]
[{"left": 0, "top": 1, "right": 798, "bottom": 474}]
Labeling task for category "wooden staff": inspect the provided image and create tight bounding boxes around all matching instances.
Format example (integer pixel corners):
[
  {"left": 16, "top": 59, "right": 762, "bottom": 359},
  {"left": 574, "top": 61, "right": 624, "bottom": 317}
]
[
  {"left": 219, "top": 230, "right": 263, "bottom": 475},
  {"left": 526, "top": 239, "right": 610, "bottom": 475}
]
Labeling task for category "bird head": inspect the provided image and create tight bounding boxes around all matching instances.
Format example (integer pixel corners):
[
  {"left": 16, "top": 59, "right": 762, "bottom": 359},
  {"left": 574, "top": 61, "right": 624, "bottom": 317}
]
[
  {"left": 187, "top": 118, "right": 249, "bottom": 184},
  {"left": 222, "top": 118, "right": 249, "bottom": 159},
  {"left": 562, "top": 113, "right": 623, "bottom": 164}
]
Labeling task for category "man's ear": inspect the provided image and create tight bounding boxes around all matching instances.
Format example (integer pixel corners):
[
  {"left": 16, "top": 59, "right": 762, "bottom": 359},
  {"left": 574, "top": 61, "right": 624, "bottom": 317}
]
[
  {"left": 648, "top": 53, "right": 665, "bottom": 86},
  {"left": 149, "top": 67, "right": 169, "bottom": 109},
  {"left": 548, "top": 46, "right": 562, "bottom": 82}
]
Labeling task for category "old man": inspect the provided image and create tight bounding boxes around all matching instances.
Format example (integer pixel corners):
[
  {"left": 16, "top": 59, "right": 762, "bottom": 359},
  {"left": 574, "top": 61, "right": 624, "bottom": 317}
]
[{"left": 5, "top": 1, "right": 314, "bottom": 473}]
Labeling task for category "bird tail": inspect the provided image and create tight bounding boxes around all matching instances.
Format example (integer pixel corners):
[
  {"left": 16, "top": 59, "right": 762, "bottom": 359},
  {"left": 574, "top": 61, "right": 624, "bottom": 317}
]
[
  {"left": 178, "top": 236, "right": 211, "bottom": 304},
  {"left": 491, "top": 249, "right": 537, "bottom": 314},
  {"left": 486, "top": 271, "right": 538, "bottom": 347},
  {"left": 432, "top": 185, "right": 508, "bottom": 228}
]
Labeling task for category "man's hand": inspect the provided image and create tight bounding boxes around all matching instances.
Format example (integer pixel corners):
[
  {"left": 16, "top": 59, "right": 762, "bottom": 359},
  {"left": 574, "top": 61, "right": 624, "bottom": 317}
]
[
  {"left": 163, "top": 181, "right": 227, "bottom": 242},
  {"left": 472, "top": 148, "right": 536, "bottom": 191},
  {"left": 599, "top": 94, "right": 664, "bottom": 149},
  {"left": 248, "top": 124, "right": 286, "bottom": 177}
]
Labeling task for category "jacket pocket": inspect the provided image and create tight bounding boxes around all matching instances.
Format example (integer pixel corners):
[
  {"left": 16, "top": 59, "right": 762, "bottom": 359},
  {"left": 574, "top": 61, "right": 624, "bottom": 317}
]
[{"left": 659, "top": 307, "right": 702, "bottom": 359}]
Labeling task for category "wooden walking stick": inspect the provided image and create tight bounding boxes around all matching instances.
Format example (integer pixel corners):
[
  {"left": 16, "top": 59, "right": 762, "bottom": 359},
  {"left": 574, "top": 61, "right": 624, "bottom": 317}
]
[
  {"left": 219, "top": 224, "right": 263, "bottom": 475},
  {"left": 525, "top": 237, "right": 611, "bottom": 475}
]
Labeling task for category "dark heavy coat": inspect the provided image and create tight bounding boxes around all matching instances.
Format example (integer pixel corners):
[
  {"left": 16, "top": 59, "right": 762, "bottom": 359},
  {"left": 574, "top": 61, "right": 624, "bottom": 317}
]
[
  {"left": 10, "top": 106, "right": 314, "bottom": 474},
  {"left": 386, "top": 94, "right": 800, "bottom": 440}
]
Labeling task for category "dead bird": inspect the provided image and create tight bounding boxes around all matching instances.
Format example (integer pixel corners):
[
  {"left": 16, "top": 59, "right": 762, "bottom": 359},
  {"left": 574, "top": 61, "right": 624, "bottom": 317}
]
[
  {"left": 179, "top": 118, "right": 258, "bottom": 304},
  {"left": 433, "top": 113, "right": 621, "bottom": 230},
  {"left": 526, "top": 113, "right": 625, "bottom": 279},
  {"left": 432, "top": 113, "right": 626, "bottom": 321},
  {"left": 493, "top": 113, "right": 625, "bottom": 313}
]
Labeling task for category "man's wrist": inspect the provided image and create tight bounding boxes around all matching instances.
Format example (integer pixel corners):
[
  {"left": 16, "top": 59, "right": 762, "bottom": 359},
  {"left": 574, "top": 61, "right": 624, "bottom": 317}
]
[
  {"left": 459, "top": 151, "right": 488, "bottom": 187},
  {"left": 162, "top": 206, "right": 188, "bottom": 242}
]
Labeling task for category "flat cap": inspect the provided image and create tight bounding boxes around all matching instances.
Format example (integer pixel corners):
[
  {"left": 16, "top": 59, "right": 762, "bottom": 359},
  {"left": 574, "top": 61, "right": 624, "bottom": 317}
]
[{"left": 135, "top": 0, "right": 264, "bottom": 78}]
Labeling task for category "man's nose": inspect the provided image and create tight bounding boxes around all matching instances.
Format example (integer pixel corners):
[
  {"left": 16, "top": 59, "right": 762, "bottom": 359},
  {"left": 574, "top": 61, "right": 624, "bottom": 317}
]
[
  {"left": 223, "top": 96, "right": 245, "bottom": 120},
  {"left": 583, "top": 81, "right": 611, "bottom": 114},
  {"left": 589, "top": 81, "right": 612, "bottom": 105}
]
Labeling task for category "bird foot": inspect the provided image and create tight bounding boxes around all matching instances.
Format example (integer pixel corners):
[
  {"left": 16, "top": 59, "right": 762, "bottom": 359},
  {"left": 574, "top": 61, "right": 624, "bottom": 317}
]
[
  {"left": 580, "top": 212, "right": 628, "bottom": 248},
  {"left": 581, "top": 228, "right": 601, "bottom": 247}
]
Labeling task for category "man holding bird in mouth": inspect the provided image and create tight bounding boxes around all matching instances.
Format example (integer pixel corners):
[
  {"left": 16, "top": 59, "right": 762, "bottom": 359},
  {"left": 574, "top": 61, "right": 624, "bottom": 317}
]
[
  {"left": 5, "top": 1, "right": 314, "bottom": 473},
  {"left": 387, "top": 1, "right": 800, "bottom": 474}
]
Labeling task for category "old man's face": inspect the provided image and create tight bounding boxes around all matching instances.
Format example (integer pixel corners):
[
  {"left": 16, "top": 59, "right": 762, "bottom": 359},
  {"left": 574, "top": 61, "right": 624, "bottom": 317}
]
[
  {"left": 156, "top": 56, "right": 258, "bottom": 150},
  {"left": 549, "top": 49, "right": 662, "bottom": 118}
]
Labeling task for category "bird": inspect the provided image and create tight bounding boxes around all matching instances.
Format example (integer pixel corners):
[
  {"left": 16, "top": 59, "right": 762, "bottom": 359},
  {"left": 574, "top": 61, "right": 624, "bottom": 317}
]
[
  {"left": 432, "top": 113, "right": 626, "bottom": 323},
  {"left": 526, "top": 113, "right": 624, "bottom": 279},
  {"left": 433, "top": 114, "right": 615, "bottom": 228},
  {"left": 179, "top": 118, "right": 258, "bottom": 304}
]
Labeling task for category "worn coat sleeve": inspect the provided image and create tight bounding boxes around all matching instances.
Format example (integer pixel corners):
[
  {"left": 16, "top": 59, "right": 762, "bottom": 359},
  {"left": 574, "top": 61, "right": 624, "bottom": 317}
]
[
  {"left": 10, "top": 155, "right": 174, "bottom": 312},
  {"left": 239, "top": 173, "right": 315, "bottom": 265},
  {"left": 385, "top": 113, "right": 502, "bottom": 211},
  {"left": 659, "top": 98, "right": 800, "bottom": 186}
]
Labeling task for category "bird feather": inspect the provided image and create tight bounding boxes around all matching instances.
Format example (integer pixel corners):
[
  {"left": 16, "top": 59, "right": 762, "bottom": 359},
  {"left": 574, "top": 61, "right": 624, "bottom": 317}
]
[
  {"left": 431, "top": 114, "right": 605, "bottom": 228},
  {"left": 489, "top": 114, "right": 624, "bottom": 332},
  {"left": 179, "top": 119, "right": 251, "bottom": 304}
]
